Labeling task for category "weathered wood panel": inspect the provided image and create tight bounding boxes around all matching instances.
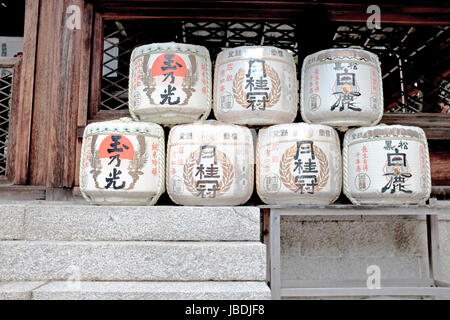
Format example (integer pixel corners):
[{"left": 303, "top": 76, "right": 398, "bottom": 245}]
[
  {"left": 430, "top": 152, "right": 450, "bottom": 186},
  {"left": 6, "top": 0, "right": 40, "bottom": 185},
  {"left": 93, "top": 1, "right": 450, "bottom": 25},
  {"left": 30, "top": 0, "right": 94, "bottom": 187},
  {"left": 88, "top": 12, "right": 104, "bottom": 119}
]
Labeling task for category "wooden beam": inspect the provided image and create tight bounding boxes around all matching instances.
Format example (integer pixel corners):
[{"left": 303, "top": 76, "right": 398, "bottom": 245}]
[
  {"left": 30, "top": 0, "right": 94, "bottom": 188},
  {"left": 0, "top": 57, "right": 20, "bottom": 67},
  {"left": 88, "top": 12, "right": 104, "bottom": 119},
  {"left": 0, "top": 185, "right": 46, "bottom": 201},
  {"left": 430, "top": 152, "right": 450, "bottom": 186},
  {"left": 10, "top": 0, "right": 39, "bottom": 185},
  {"left": 29, "top": 0, "right": 57, "bottom": 185},
  {"left": 92, "top": 1, "right": 450, "bottom": 25},
  {"left": 381, "top": 113, "right": 450, "bottom": 140},
  {"left": 75, "top": 1, "right": 94, "bottom": 187}
]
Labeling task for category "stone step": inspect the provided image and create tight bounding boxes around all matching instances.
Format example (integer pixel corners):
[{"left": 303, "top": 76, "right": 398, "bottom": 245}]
[
  {"left": 0, "top": 241, "right": 266, "bottom": 282},
  {"left": 29, "top": 281, "right": 271, "bottom": 300},
  {"left": 0, "top": 282, "right": 46, "bottom": 300},
  {"left": 1, "top": 204, "right": 260, "bottom": 241}
]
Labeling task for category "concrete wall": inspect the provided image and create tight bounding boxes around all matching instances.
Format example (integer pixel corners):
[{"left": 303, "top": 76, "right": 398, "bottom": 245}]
[{"left": 280, "top": 215, "right": 450, "bottom": 287}]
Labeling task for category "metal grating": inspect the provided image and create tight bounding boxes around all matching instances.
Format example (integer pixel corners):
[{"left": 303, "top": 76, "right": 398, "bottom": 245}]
[
  {"left": 99, "top": 20, "right": 449, "bottom": 114},
  {"left": 0, "top": 68, "right": 13, "bottom": 176}
]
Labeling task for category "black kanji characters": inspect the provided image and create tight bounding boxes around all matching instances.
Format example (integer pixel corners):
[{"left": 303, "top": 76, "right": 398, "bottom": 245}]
[
  {"left": 330, "top": 69, "right": 362, "bottom": 112},
  {"left": 381, "top": 148, "right": 412, "bottom": 194},
  {"left": 293, "top": 141, "right": 318, "bottom": 194},
  {"left": 194, "top": 145, "right": 221, "bottom": 198},
  {"left": 245, "top": 59, "right": 270, "bottom": 110},
  {"left": 159, "top": 54, "right": 182, "bottom": 105}
]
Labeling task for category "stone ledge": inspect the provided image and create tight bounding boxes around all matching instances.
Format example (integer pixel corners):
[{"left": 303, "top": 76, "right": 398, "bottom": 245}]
[
  {"left": 31, "top": 281, "right": 271, "bottom": 300},
  {"left": 0, "top": 241, "right": 266, "bottom": 282},
  {"left": 0, "top": 282, "right": 46, "bottom": 300},
  {"left": 0, "top": 204, "right": 260, "bottom": 241}
]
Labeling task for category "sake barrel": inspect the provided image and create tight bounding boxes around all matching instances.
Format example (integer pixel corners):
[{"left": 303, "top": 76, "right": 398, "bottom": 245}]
[
  {"left": 257, "top": 123, "right": 342, "bottom": 205},
  {"left": 167, "top": 121, "right": 254, "bottom": 206},
  {"left": 80, "top": 118, "right": 165, "bottom": 205},
  {"left": 301, "top": 48, "right": 383, "bottom": 130},
  {"left": 343, "top": 125, "right": 431, "bottom": 205},
  {"left": 129, "top": 42, "right": 212, "bottom": 125},
  {"left": 214, "top": 46, "right": 298, "bottom": 126}
]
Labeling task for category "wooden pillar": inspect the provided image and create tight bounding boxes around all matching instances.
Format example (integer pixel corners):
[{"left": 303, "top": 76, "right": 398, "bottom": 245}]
[{"left": 29, "top": 0, "right": 93, "bottom": 187}]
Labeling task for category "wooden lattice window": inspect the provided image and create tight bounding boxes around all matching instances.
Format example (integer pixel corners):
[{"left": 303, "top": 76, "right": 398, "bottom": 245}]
[{"left": 0, "top": 56, "right": 30, "bottom": 185}]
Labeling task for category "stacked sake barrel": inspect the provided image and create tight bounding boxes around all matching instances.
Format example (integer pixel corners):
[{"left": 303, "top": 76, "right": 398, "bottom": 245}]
[
  {"left": 81, "top": 43, "right": 214, "bottom": 205},
  {"left": 80, "top": 41, "right": 431, "bottom": 206},
  {"left": 299, "top": 48, "right": 431, "bottom": 205}
]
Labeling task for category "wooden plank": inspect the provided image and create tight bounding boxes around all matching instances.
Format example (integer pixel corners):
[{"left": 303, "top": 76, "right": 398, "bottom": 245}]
[
  {"left": 74, "top": 139, "right": 82, "bottom": 186},
  {"left": 89, "top": 110, "right": 130, "bottom": 122},
  {"left": 75, "top": 1, "right": 94, "bottom": 187},
  {"left": 30, "top": 0, "right": 94, "bottom": 188},
  {"left": 45, "top": 0, "right": 77, "bottom": 188},
  {"left": 381, "top": 113, "right": 450, "bottom": 128},
  {"left": 88, "top": 12, "right": 104, "bottom": 119},
  {"left": 430, "top": 152, "right": 450, "bottom": 186},
  {"left": 0, "top": 185, "right": 46, "bottom": 201},
  {"left": 93, "top": 1, "right": 450, "bottom": 25},
  {"left": 77, "top": 2, "right": 94, "bottom": 128},
  {"left": 0, "top": 57, "right": 20, "bottom": 67},
  {"left": 381, "top": 113, "right": 450, "bottom": 140},
  {"left": 8, "top": 0, "right": 40, "bottom": 185},
  {"left": 29, "top": 0, "right": 56, "bottom": 185}
]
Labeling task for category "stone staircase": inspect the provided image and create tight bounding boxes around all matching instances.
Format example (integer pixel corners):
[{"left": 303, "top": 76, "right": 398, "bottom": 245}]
[{"left": 0, "top": 203, "right": 270, "bottom": 300}]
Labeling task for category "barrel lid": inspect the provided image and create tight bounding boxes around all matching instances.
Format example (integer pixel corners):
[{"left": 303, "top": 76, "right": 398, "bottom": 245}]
[
  {"left": 303, "top": 47, "right": 380, "bottom": 66},
  {"left": 345, "top": 124, "right": 427, "bottom": 143},
  {"left": 84, "top": 118, "right": 164, "bottom": 138},
  {"left": 131, "top": 42, "right": 210, "bottom": 60},
  {"left": 217, "top": 45, "right": 294, "bottom": 62}
]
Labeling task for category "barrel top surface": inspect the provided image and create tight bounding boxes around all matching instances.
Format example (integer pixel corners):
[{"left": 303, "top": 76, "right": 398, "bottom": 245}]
[
  {"left": 131, "top": 42, "right": 211, "bottom": 59},
  {"left": 304, "top": 47, "right": 380, "bottom": 62},
  {"left": 217, "top": 45, "right": 295, "bottom": 62},
  {"left": 84, "top": 118, "right": 164, "bottom": 138},
  {"left": 345, "top": 124, "right": 427, "bottom": 143}
]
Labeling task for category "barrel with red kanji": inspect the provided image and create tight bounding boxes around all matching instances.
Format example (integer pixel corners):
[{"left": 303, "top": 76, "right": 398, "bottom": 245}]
[
  {"left": 301, "top": 48, "right": 383, "bottom": 130},
  {"left": 256, "top": 123, "right": 342, "bottom": 205},
  {"left": 343, "top": 125, "right": 431, "bottom": 205},
  {"left": 80, "top": 119, "right": 165, "bottom": 205},
  {"left": 129, "top": 42, "right": 212, "bottom": 125},
  {"left": 214, "top": 46, "right": 298, "bottom": 126},
  {"left": 167, "top": 121, "right": 254, "bottom": 206}
]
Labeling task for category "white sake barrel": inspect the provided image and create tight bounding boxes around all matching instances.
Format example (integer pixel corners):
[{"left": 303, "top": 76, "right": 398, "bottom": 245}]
[
  {"left": 343, "top": 125, "right": 431, "bottom": 205},
  {"left": 301, "top": 48, "right": 383, "bottom": 130},
  {"left": 257, "top": 123, "right": 342, "bottom": 205},
  {"left": 80, "top": 118, "right": 165, "bottom": 205},
  {"left": 129, "top": 42, "right": 212, "bottom": 125},
  {"left": 167, "top": 121, "right": 254, "bottom": 206},
  {"left": 214, "top": 46, "right": 298, "bottom": 126}
]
